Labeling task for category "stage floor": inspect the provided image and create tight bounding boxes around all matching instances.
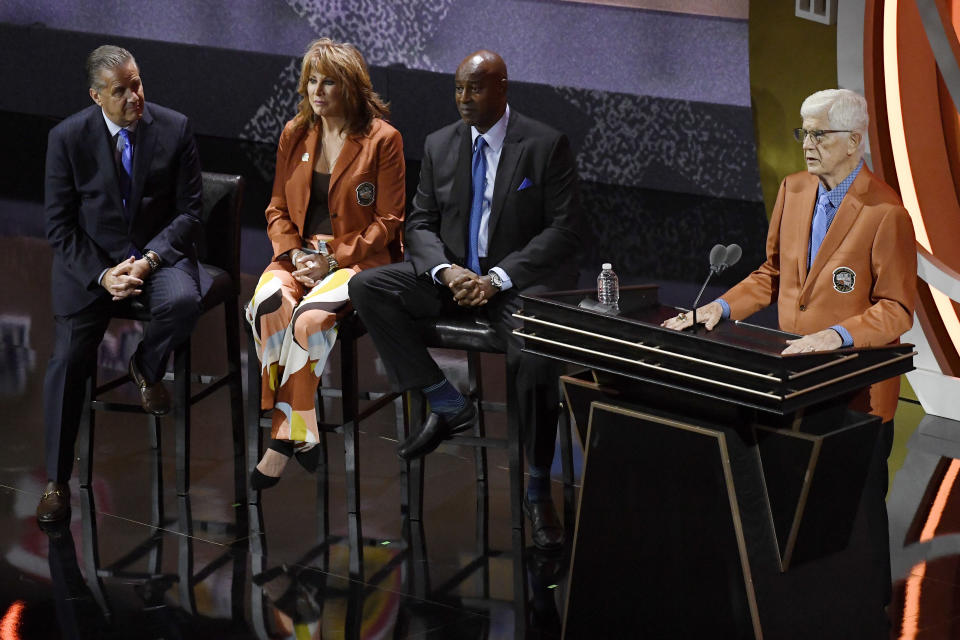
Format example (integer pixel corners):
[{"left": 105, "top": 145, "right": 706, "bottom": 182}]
[{"left": 0, "top": 230, "right": 956, "bottom": 639}]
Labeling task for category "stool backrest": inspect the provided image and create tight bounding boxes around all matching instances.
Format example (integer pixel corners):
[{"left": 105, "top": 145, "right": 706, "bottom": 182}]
[{"left": 198, "top": 172, "right": 245, "bottom": 292}]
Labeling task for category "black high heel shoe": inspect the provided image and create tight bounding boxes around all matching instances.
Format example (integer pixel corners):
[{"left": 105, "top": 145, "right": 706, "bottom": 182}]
[
  {"left": 294, "top": 444, "right": 320, "bottom": 473},
  {"left": 250, "top": 439, "right": 295, "bottom": 490},
  {"left": 250, "top": 468, "right": 280, "bottom": 491}
]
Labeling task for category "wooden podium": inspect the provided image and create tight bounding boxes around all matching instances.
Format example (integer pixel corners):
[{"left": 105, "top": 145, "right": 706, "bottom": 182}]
[{"left": 515, "top": 286, "right": 914, "bottom": 639}]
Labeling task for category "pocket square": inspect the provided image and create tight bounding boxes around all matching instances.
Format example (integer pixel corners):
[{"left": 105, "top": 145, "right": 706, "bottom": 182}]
[{"left": 517, "top": 177, "right": 533, "bottom": 191}]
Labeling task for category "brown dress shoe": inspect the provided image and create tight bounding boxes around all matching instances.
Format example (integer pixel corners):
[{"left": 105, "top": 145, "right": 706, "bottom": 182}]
[
  {"left": 129, "top": 354, "right": 170, "bottom": 415},
  {"left": 36, "top": 481, "right": 71, "bottom": 524}
]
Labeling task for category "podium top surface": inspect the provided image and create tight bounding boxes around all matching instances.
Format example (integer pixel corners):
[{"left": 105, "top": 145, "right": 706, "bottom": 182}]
[{"left": 517, "top": 285, "right": 915, "bottom": 414}]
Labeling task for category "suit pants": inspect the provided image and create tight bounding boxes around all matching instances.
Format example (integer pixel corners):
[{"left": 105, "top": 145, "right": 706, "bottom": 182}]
[
  {"left": 43, "top": 264, "right": 202, "bottom": 482},
  {"left": 348, "top": 261, "right": 562, "bottom": 469}
]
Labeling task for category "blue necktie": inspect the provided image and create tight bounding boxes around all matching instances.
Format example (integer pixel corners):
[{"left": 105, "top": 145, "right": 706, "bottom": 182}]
[
  {"left": 117, "top": 128, "right": 133, "bottom": 209},
  {"left": 808, "top": 190, "right": 833, "bottom": 267},
  {"left": 467, "top": 136, "right": 487, "bottom": 274}
]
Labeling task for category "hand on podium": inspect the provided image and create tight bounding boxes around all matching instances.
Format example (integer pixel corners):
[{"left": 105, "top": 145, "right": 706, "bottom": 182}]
[
  {"left": 661, "top": 301, "right": 723, "bottom": 331},
  {"left": 783, "top": 328, "right": 843, "bottom": 354}
]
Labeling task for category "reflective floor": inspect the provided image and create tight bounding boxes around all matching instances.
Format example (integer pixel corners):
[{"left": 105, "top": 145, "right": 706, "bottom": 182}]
[
  {"left": 0, "top": 230, "right": 573, "bottom": 639},
  {"left": 2, "top": 216, "right": 960, "bottom": 639}
]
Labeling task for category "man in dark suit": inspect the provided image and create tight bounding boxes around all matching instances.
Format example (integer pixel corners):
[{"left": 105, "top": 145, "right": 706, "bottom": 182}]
[
  {"left": 349, "top": 50, "right": 581, "bottom": 550},
  {"left": 38, "top": 45, "right": 206, "bottom": 524}
]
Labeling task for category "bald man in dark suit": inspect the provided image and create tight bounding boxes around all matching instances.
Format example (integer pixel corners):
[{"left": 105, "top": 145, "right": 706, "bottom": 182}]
[{"left": 350, "top": 50, "right": 582, "bottom": 550}]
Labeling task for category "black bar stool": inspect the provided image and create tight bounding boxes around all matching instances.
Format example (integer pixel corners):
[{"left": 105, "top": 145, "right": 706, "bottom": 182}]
[
  {"left": 245, "top": 308, "right": 403, "bottom": 580},
  {"left": 402, "top": 314, "right": 576, "bottom": 638},
  {"left": 78, "top": 172, "right": 247, "bottom": 508}
]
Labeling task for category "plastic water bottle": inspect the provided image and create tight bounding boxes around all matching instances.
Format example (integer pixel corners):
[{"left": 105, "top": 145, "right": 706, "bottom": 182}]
[{"left": 597, "top": 263, "right": 619, "bottom": 307}]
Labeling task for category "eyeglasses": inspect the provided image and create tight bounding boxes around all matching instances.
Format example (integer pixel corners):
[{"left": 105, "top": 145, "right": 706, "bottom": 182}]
[{"left": 793, "top": 128, "right": 853, "bottom": 144}]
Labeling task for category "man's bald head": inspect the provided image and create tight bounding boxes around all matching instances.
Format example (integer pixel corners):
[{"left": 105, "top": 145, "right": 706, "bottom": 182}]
[{"left": 454, "top": 50, "right": 508, "bottom": 133}]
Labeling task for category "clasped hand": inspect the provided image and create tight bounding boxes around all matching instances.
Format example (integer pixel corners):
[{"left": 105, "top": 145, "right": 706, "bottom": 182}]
[
  {"left": 102, "top": 256, "right": 152, "bottom": 301},
  {"left": 291, "top": 251, "right": 330, "bottom": 288},
  {"left": 441, "top": 265, "right": 497, "bottom": 307}
]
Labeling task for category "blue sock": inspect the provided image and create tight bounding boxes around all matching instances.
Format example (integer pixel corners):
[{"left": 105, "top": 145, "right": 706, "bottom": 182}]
[
  {"left": 526, "top": 465, "right": 551, "bottom": 502},
  {"left": 423, "top": 378, "right": 466, "bottom": 419}
]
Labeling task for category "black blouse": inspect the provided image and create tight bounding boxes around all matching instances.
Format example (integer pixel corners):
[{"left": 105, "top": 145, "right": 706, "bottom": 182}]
[{"left": 302, "top": 171, "right": 332, "bottom": 238}]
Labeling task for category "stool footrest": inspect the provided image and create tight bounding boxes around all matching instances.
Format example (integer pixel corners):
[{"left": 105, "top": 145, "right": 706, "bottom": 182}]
[
  {"left": 190, "top": 550, "right": 233, "bottom": 585},
  {"left": 90, "top": 399, "right": 149, "bottom": 414},
  {"left": 431, "top": 550, "right": 510, "bottom": 595},
  {"left": 93, "top": 371, "right": 238, "bottom": 412},
  {"left": 97, "top": 570, "right": 177, "bottom": 581},
  {"left": 447, "top": 435, "right": 509, "bottom": 450},
  {"left": 163, "top": 372, "right": 220, "bottom": 384},
  {"left": 94, "top": 374, "right": 132, "bottom": 396},
  {"left": 188, "top": 372, "right": 235, "bottom": 405}
]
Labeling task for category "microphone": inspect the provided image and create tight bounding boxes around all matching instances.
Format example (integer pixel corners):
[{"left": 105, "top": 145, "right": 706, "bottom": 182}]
[
  {"left": 689, "top": 243, "right": 741, "bottom": 329},
  {"left": 709, "top": 244, "right": 727, "bottom": 272},
  {"left": 723, "top": 244, "right": 742, "bottom": 271}
]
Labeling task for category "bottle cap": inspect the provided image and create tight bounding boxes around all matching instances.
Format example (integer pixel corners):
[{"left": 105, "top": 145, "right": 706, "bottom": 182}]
[{"left": 602, "top": 263, "right": 612, "bottom": 270}]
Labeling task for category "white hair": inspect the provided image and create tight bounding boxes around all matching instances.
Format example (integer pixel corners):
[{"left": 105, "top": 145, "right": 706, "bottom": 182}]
[{"left": 800, "top": 89, "right": 868, "bottom": 150}]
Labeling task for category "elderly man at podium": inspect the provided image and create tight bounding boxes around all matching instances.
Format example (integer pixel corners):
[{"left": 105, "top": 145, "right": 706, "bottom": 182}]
[{"left": 663, "top": 88, "right": 917, "bottom": 616}]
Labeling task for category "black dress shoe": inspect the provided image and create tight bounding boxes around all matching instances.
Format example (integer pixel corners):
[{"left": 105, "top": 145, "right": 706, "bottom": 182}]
[
  {"left": 524, "top": 496, "right": 564, "bottom": 551},
  {"left": 36, "top": 481, "right": 71, "bottom": 525},
  {"left": 129, "top": 355, "right": 170, "bottom": 415},
  {"left": 398, "top": 402, "right": 477, "bottom": 460}
]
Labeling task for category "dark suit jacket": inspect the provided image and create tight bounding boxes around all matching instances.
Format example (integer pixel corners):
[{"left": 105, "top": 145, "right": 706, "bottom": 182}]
[
  {"left": 405, "top": 109, "right": 582, "bottom": 291},
  {"left": 44, "top": 102, "right": 205, "bottom": 316}
]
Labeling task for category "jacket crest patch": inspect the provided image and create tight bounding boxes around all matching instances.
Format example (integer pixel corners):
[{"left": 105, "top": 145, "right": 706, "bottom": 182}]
[
  {"left": 832, "top": 266, "right": 856, "bottom": 293},
  {"left": 356, "top": 182, "right": 375, "bottom": 206}
]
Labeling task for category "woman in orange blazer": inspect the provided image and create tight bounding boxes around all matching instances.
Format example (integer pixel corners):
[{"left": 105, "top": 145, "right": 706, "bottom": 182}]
[{"left": 246, "top": 38, "right": 404, "bottom": 489}]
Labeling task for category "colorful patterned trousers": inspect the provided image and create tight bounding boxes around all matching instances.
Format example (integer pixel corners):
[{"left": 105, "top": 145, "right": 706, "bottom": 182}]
[{"left": 246, "top": 260, "right": 354, "bottom": 444}]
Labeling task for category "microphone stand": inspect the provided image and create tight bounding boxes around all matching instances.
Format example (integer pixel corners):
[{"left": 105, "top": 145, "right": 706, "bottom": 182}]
[
  {"left": 686, "top": 243, "right": 739, "bottom": 331},
  {"left": 688, "top": 267, "right": 718, "bottom": 331}
]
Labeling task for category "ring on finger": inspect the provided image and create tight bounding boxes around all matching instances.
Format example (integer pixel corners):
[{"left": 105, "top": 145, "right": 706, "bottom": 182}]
[{"left": 677, "top": 313, "right": 687, "bottom": 321}]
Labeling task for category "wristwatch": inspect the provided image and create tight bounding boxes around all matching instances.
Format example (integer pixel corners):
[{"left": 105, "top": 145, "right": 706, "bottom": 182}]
[
  {"left": 487, "top": 270, "right": 503, "bottom": 290},
  {"left": 143, "top": 250, "right": 161, "bottom": 273},
  {"left": 325, "top": 253, "right": 340, "bottom": 273}
]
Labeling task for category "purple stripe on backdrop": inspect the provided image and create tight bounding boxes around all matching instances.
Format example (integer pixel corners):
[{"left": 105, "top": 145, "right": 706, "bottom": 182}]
[
  {"left": 559, "top": 0, "right": 748, "bottom": 20},
  {"left": 1, "top": 0, "right": 748, "bottom": 106}
]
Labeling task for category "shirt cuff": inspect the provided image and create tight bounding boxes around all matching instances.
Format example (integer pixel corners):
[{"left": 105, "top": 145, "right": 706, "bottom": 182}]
[
  {"left": 715, "top": 298, "right": 731, "bottom": 320},
  {"left": 489, "top": 267, "right": 513, "bottom": 292},
  {"left": 831, "top": 325, "right": 854, "bottom": 347},
  {"left": 97, "top": 267, "right": 110, "bottom": 286},
  {"left": 430, "top": 263, "right": 452, "bottom": 284}
]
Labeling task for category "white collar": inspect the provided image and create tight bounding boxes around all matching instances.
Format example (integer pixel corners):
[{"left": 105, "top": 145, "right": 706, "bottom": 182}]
[
  {"left": 471, "top": 104, "right": 510, "bottom": 153},
  {"left": 101, "top": 109, "right": 139, "bottom": 137}
]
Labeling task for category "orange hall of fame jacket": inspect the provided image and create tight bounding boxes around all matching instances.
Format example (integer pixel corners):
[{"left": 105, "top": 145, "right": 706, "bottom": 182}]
[
  {"left": 722, "top": 166, "right": 917, "bottom": 422},
  {"left": 264, "top": 117, "right": 405, "bottom": 269}
]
